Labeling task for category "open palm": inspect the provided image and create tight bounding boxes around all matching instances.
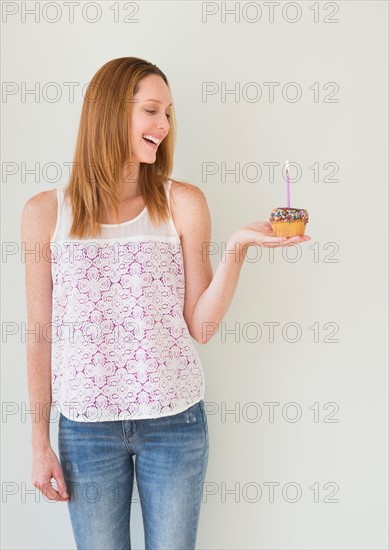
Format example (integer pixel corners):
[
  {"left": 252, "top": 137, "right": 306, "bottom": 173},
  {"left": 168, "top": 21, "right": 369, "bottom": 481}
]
[{"left": 238, "top": 221, "right": 311, "bottom": 248}]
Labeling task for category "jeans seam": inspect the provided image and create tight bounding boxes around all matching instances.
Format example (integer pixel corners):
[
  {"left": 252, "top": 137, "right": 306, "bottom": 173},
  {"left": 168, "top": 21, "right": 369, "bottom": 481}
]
[
  {"left": 198, "top": 400, "right": 208, "bottom": 449},
  {"left": 121, "top": 420, "right": 136, "bottom": 455}
]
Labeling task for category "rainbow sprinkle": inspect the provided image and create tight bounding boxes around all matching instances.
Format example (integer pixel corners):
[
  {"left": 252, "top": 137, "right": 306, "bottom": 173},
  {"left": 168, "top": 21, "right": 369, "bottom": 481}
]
[{"left": 269, "top": 207, "right": 309, "bottom": 223}]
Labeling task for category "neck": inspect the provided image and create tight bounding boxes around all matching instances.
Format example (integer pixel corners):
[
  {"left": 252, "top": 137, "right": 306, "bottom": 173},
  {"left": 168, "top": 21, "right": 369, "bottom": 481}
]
[{"left": 118, "top": 160, "right": 140, "bottom": 200}]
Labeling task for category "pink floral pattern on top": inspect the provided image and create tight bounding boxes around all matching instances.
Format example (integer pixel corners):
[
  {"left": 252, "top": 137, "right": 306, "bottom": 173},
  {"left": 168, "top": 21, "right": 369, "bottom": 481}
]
[{"left": 50, "top": 237, "right": 205, "bottom": 421}]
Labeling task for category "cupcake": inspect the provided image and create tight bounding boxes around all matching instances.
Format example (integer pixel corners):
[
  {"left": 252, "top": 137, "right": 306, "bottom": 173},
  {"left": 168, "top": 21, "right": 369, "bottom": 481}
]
[{"left": 269, "top": 207, "right": 309, "bottom": 237}]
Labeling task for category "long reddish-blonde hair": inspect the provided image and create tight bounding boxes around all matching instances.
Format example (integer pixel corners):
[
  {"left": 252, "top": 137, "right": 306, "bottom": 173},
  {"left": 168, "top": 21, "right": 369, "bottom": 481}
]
[{"left": 64, "top": 57, "right": 177, "bottom": 239}]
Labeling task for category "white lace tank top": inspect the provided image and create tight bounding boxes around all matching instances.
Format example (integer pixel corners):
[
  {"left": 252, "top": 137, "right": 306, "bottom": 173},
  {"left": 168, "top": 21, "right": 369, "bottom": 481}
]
[{"left": 50, "top": 179, "right": 205, "bottom": 422}]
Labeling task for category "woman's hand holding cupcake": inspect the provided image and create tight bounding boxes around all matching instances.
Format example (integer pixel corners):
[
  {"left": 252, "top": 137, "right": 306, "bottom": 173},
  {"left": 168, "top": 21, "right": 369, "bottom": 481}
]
[{"left": 233, "top": 221, "right": 311, "bottom": 251}]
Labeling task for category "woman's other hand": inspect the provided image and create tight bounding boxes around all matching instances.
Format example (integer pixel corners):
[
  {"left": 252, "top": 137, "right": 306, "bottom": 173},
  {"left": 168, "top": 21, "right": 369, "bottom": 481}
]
[{"left": 32, "top": 446, "right": 70, "bottom": 502}]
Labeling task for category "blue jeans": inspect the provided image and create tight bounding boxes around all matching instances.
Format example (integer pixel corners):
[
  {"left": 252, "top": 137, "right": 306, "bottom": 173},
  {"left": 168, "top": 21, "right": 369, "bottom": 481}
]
[{"left": 58, "top": 400, "right": 209, "bottom": 550}]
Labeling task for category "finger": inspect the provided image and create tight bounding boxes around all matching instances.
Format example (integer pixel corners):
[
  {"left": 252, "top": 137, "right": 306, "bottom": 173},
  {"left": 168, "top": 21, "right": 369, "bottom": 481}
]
[
  {"left": 262, "top": 226, "right": 274, "bottom": 234},
  {"left": 41, "top": 481, "right": 60, "bottom": 501},
  {"left": 291, "top": 236, "right": 310, "bottom": 243},
  {"left": 283, "top": 238, "right": 301, "bottom": 244},
  {"left": 252, "top": 222, "right": 273, "bottom": 232},
  {"left": 262, "top": 240, "right": 287, "bottom": 247},
  {"left": 35, "top": 481, "right": 65, "bottom": 502},
  {"left": 259, "top": 242, "right": 286, "bottom": 247},
  {"left": 54, "top": 471, "right": 70, "bottom": 499},
  {"left": 46, "top": 484, "right": 63, "bottom": 501}
]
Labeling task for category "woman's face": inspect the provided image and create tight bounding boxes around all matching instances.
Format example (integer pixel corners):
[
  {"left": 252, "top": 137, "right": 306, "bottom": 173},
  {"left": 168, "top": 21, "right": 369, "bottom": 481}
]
[{"left": 130, "top": 74, "right": 172, "bottom": 164}]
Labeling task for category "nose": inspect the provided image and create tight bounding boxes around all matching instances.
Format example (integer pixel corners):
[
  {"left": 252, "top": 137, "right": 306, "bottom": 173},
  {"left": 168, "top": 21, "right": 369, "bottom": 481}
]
[{"left": 156, "top": 114, "right": 170, "bottom": 132}]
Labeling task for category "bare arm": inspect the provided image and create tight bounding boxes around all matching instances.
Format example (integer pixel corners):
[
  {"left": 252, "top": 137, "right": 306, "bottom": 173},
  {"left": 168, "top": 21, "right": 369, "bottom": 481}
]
[
  {"left": 21, "top": 191, "right": 69, "bottom": 501},
  {"left": 21, "top": 192, "right": 54, "bottom": 448},
  {"left": 191, "top": 232, "right": 248, "bottom": 344},
  {"left": 175, "top": 183, "right": 311, "bottom": 344}
]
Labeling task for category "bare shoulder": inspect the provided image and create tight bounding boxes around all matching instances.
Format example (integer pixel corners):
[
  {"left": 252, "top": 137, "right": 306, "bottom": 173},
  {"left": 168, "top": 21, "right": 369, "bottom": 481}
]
[
  {"left": 168, "top": 180, "right": 213, "bottom": 342},
  {"left": 21, "top": 190, "right": 58, "bottom": 320},
  {"left": 170, "top": 179, "right": 207, "bottom": 202},
  {"left": 21, "top": 188, "right": 58, "bottom": 243},
  {"left": 169, "top": 179, "right": 211, "bottom": 238}
]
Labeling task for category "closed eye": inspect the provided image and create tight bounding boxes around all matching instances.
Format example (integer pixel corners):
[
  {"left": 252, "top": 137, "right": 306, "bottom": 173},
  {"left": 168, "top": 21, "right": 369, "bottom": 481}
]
[{"left": 145, "top": 109, "right": 170, "bottom": 119}]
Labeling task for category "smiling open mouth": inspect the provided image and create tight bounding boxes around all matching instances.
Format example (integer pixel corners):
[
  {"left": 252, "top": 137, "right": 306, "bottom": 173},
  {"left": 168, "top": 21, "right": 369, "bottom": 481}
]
[
  {"left": 143, "top": 138, "right": 157, "bottom": 149},
  {"left": 143, "top": 135, "right": 159, "bottom": 148}
]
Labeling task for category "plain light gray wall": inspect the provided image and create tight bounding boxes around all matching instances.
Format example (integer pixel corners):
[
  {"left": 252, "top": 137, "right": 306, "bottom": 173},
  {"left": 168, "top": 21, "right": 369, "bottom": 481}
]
[{"left": 2, "top": 1, "right": 387, "bottom": 549}]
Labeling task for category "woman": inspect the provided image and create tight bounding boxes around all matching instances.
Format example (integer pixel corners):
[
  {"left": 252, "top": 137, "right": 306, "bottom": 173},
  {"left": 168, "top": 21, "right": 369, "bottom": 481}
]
[{"left": 21, "top": 57, "right": 310, "bottom": 550}]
